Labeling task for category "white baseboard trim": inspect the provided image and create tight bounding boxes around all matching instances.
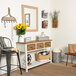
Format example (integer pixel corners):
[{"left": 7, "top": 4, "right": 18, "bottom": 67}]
[{"left": 62, "top": 59, "right": 76, "bottom": 64}]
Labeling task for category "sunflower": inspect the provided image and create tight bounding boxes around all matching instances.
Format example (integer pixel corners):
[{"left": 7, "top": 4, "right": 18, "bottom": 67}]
[
  {"left": 17, "top": 25, "right": 22, "bottom": 29},
  {"left": 25, "top": 25, "right": 27, "bottom": 27},
  {"left": 22, "top": 26, "right": 25, "bottom": 30},
  {"left": 25, "top": 27, "right": 27, "bottom": 30},
  {"left": 22, "top": 24, "right": 25, "bottom": 26},
  {"left": 14, "top": 26, "right": 17, "bottom": 29},
  {"left": 18, "top": 23, "right": 22, "bottom": 26}
]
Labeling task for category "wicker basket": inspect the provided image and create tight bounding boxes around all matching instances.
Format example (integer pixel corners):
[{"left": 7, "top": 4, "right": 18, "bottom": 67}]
[{"left": 35, "top": 52, "right": 50, "bottom": 61}]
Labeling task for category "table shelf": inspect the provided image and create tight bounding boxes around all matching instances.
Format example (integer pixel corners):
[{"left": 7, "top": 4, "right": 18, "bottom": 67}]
[{"left": 28, "top": 59, "right": 51, "bottom": 69}]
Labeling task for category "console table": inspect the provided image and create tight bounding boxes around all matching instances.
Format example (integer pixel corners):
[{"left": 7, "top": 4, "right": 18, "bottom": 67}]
[{"left": 16, "top": 40, "right": 52, "bottom": 72}]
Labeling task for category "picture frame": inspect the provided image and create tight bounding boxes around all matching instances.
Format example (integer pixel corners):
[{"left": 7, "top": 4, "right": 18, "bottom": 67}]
[
  {"left": 42, "top": 10, "right": 48, "bottom": 18},
  {"left": 25, "top": 14, "right": 30, "bottom": 27},
  {"left": 42, "top": 20, "right": 48, "bottom": 28},
  {"left": 22, "top": 5, "right": 38, "bottom": 32}
]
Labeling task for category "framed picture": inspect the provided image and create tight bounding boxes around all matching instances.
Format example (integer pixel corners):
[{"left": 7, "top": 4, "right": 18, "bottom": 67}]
[
  {"left": 25, "top": 14, "right": 30, "bottom": 27},
  {"left": 22, "top": 5, "right": 38, "bottom": 32},
  {"left": 42, "top": 20, "right": 48, "bottom": 28},
  {"left": 42, "top": 10, "right": 48, "bottom": 18}
]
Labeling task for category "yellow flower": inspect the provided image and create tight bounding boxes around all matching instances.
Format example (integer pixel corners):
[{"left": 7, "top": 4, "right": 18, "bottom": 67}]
[
  {"left": 22, "top": 26, "right": 25, "bottom": 30},
  {"left": 14, "top": 23, "right": 27, "bottom": 30},
  {"left": 14, "top": 26, "right": 17, "bottom": 29},
  {"left": 18, "top": 23, "right": 22, "bottom": 26},
  {"left": 25, "top": 25, "right": 27, "bottom": 27},
  {"left": 25, "top": 27, "right": 27, "bottom": 30},
  {"left": 22, "top": 24, "right": 25, "bottom": 26},
  {"left": 17, "top": 25, "right": 22, "bottom": 29}
]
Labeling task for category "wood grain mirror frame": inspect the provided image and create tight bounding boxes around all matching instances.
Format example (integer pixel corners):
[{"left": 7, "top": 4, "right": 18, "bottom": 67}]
[{"left": 22, "top": 5, "right": 38, "bottom": 32}]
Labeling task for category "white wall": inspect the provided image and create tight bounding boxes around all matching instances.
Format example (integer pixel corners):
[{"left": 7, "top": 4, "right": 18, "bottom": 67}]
[
  {"left": 0, "top": 0, "right": 52, "bottom": 74},
  {"left": 0, "top": 0, "right": 52, "bottom": 45},
  {"left": 51, "top": 0, "right": 76, "bottom": 61}
]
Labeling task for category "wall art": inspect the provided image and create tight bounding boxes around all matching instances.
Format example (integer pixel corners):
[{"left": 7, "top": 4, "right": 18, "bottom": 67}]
[
  {"left": 25, "top": 14, "right": 30, "bottom": 27},
  {"left": 50, "top": 11, "right": 60, "bottom": 28},
  {"left": 42, "top": 20, "right": 48, "bottom": 28},
  {"left": 42, "top": 10, "right": 48, "bottom": 18}
]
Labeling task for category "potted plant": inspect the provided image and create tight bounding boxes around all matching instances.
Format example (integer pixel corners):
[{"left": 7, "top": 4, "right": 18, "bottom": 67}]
[
  {"left": 14, "top": 23, "right": 27, "bottom": 42},
  {"left": 50, "top": 11, "right": 59, "bottom": 28}
]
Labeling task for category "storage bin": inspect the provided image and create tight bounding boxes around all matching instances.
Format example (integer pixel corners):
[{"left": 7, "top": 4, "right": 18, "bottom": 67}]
[{"left": 35, "top": 52, "right": 50, "bottom": 61}]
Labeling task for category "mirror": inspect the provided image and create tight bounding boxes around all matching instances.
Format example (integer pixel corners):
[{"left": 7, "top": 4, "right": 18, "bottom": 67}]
[{"left": 22, "top": 5, "right": 38, "bottom": 32}]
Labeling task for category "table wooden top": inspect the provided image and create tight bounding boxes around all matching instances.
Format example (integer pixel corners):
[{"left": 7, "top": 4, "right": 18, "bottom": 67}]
[{"left": 16, "top": 40, "right": 52, "bottom": 44}]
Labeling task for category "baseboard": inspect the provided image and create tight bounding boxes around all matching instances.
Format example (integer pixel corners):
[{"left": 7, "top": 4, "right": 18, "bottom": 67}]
[
  {"left": 0, "top": 68, "right": 17, "bottom": 75},
  {"left": 62, "top": 59, "right": 76, "bottom": 64}
]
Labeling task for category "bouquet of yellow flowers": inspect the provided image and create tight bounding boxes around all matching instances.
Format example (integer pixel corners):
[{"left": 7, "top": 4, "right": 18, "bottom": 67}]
[{"left": 14, "top": 23, "right": 27, "bottom": 35}]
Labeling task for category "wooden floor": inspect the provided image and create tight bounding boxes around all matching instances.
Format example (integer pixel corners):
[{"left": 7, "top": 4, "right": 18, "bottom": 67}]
[{"left": 1, "top": 62, "right": 76, "bottom": 76}]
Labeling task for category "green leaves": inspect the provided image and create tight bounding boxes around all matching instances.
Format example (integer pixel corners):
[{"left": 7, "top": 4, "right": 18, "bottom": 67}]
[{"left": 16, "top": 29, "right": 25, "bottom": 35}]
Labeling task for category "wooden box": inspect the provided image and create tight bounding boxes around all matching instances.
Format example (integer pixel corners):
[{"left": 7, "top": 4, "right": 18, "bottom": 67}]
[{"left": 35, "top": 52, "right": 50, "bottom": 61}]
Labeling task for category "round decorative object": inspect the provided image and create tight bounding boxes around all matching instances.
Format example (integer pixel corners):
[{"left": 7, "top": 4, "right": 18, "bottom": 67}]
[
  {"left": 27, "top": 54, "right": 32, "bottom": 64},
  {"left": 39, "top": 51, "right": 49, "bottom": 55}
]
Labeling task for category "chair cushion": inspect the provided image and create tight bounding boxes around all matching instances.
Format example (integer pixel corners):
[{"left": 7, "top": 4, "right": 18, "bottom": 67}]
[
  {"left": 1, "top": 48, "right": 19, "bottom": 53},
  {"left": 65, "top": 52, "right": 76, "bottom": 56},
  {"left": 11, "top": 48, "right": 19, "bottom": 52},
  {"left": 65, "top": 53, "right": 73, "bottom": 55}
]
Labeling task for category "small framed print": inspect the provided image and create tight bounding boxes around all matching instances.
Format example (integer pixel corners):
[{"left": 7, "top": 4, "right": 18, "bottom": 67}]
[
  {"left": 25, "top": 14, "right": 30, "bottom": 27},
  {"left": 42, "top": 10, "right": 48, "bottom": 18},
  {"left": 24, "top": 37, "right": 31, "bottom": 42},
  {"left": 42, "top": 20, "right": 48, "bottom": 28}
]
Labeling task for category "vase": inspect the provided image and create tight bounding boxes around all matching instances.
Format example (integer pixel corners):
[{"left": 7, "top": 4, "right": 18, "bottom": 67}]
[
  {"left": 18, "top": 35, "right": 24, "bottom": 42},
  {"left": 18, "top": 35, "right": 21, "bottom": 42}
]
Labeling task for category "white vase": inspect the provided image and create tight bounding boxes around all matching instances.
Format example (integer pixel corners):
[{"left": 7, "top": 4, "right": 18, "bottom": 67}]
[
  {"left": 18, "top": 35, "right": 24, "bottom": 42},
  {"left": 20, "top": 35, "right": 24, "bottom": 42}
]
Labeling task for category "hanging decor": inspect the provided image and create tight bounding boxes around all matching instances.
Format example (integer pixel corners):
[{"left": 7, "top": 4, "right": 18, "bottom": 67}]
[
  {"left": 1, "top": 7, "right": 17, "bottom": 28},
  {"left": 1, "top": 7, "right": 17, "bottom": 41},
  {"left": 42, "top": 20, "right": 48, "bottom": 29},
  {"left": 50, "top": 11, "right": 60, "bottom": 28},
  {"left": 41, "top": 10, "right": 48, "bottom": 18}
]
